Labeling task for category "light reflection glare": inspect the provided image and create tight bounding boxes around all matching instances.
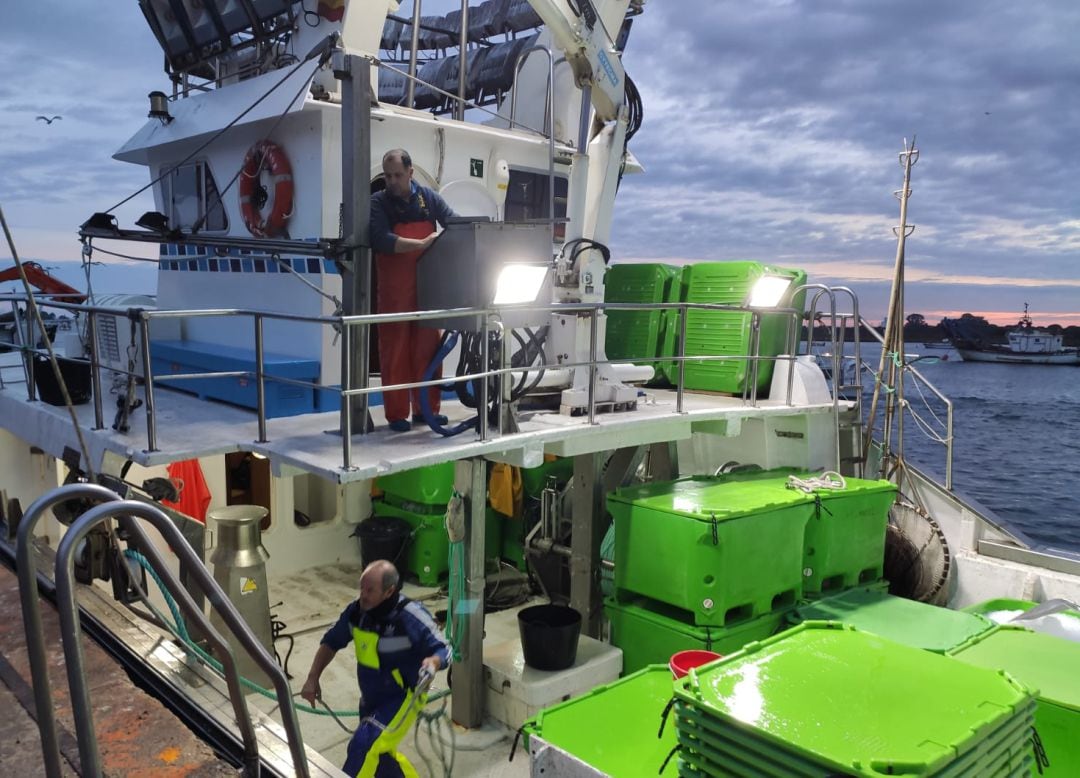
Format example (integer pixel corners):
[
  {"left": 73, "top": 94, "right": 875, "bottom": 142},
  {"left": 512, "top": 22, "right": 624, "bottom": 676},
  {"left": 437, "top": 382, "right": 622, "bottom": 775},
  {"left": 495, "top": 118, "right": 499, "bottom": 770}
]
[{"left": 726, "top": 663, "right": 764, "bottom": 725}]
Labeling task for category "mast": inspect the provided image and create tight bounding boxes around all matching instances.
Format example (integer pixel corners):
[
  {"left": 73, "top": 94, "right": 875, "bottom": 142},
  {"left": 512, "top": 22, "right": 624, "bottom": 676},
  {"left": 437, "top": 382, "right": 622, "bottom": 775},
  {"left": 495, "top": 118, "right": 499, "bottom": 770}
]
[{"left": 864, "top": 138, "right": 918, "bottom": 487}]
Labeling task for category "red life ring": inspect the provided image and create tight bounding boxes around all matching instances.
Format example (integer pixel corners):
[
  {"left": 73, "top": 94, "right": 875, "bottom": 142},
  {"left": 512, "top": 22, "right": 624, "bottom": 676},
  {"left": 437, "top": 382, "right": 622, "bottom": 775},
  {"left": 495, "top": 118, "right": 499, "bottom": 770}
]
[{"left": 238, "top": 140, "right": 294, "bottom": 237}]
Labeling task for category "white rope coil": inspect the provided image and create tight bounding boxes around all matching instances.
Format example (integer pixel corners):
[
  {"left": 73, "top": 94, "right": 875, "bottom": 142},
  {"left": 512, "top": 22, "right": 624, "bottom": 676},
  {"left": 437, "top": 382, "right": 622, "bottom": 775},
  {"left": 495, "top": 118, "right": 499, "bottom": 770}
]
[{"left": 786, "top": 471, "right": 847, "bottom": 493}]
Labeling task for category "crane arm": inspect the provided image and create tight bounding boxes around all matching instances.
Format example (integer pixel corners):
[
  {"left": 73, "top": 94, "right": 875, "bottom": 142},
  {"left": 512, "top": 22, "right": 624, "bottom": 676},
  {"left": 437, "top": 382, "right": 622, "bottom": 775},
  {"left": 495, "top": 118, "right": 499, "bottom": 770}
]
[
  {"left": 527, "top": 0, "right": 626, "bottom": 121},
  {"left": 0, "top": 262, "right": 86, "bottom": 304}
]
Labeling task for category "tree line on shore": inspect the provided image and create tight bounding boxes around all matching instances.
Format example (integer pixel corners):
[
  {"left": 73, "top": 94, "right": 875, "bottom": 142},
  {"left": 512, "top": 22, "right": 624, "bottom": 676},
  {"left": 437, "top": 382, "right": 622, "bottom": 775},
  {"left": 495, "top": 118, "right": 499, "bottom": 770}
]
[{"left": 807, "top": 313, "right": 1080, "bottom": 346}]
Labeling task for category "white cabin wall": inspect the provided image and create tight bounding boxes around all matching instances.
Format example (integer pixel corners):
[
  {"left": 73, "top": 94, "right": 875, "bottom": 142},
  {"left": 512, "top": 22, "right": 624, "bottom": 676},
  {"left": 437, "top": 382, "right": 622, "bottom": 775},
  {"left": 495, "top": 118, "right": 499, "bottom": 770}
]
[
  {"left": 154, "top": 111, "right": 328, "bottom": 357},
  {"left": 677, "top": 413, "right": 838, "bottom": 475},
  {"left": 0, "top": 431, "right": 64, "bottom": 543},
  {"left": 259, "top": 472, "right": 367, "bottom": 579}
]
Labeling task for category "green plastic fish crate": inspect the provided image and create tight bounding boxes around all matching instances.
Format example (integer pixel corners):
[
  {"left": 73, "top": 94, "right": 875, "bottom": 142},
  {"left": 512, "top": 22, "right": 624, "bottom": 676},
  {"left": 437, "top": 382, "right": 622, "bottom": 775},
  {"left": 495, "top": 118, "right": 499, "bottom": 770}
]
[
  {"left": 609, "top": 473, "right": 815, "bottom": 625},
  {"left": 790, "top": 587, "right": 995, "bottom": 652},
  {"left": 604, "top": 263, "right": 682, "bottom": 383},
  {"left": 372, "top": 500, "right": 502, "bottom": 586},
  {"left": 950, "top": 625, "right": 1080, "bottom": 776},
  {"left": 800, "top": 478, "right": 896, "bottom": 595},
  {"left": 678, "top": 262, "right": 806, "bottom": 394},
  {"left": 377, "top": 461, "right": 455, "bottom": 508},
  {"left": 673, "top": 621, "right": 1038, "bottom": 777},
  {"left": 522, "top": 665, "right": 680, "bottom": 777},
  {"left": 604, "top": 596, "right": 788, "bottom": 674}
]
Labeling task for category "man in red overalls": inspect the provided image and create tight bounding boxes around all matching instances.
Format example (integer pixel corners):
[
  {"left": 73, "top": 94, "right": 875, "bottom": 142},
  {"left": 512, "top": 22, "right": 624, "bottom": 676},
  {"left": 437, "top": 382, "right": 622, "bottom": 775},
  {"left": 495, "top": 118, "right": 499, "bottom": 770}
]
[{"left": 370, "top": 149, "right": 457, "bottom": 431}]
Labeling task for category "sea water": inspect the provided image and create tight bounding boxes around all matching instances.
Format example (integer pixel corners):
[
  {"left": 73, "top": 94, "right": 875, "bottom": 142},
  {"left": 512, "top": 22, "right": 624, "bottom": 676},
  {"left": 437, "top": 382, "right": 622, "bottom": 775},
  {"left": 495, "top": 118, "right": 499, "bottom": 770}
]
[{"left": 857, "top": 342, "right": 1080, "bottom": 553}]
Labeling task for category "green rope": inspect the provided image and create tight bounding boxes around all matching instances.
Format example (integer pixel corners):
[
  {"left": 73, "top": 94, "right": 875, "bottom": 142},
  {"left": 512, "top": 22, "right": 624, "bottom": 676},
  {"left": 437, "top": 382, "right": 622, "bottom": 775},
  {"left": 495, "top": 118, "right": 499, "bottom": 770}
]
[
  {"left": 444, "top": 540, "right": 466, "bottom": 663},
  {"left": 124, "top": 550, "right": 356, "bottom": 717},
  {"left": 123, "top": 551, "right": 453, "bottom": 714}
]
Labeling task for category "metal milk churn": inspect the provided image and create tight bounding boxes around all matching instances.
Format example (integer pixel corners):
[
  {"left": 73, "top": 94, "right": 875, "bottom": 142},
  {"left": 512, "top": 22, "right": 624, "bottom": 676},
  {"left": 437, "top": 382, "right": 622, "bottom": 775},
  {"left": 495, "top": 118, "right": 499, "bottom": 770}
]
[{"left": 207, "top": 505, "right": 274, "bottom": 685}]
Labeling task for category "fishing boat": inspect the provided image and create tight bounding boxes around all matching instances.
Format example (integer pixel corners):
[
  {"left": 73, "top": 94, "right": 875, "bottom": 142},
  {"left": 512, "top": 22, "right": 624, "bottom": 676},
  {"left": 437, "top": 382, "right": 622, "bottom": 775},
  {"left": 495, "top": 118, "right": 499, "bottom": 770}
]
[
  {"left": 2, "top": 3, "right": 1080, "bottom": 777},
  {"left": 943, "top": 305, "right": 1080, "bottom": 365}
]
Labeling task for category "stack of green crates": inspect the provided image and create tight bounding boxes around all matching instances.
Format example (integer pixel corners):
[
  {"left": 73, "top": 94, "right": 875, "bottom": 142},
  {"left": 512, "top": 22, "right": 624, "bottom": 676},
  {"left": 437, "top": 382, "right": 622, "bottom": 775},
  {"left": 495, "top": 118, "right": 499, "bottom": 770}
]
[
  {"left": 604, "top": 263, "right": 682, "bottom": 384},
  {"left": 375, "top": 463, "right": 502, "bottom": 586},
  {"left": 949, "top": 624, "right": 1080, "bottom": 776},
  {"left": 790, "top": 587, "right": 994, "bottom": 652},
  {"left": 523, "top": 666, "right": 680, "bottom": 776},
  {"left": 607, "top": 470, "right": 895, "bottom": 626},
  {"left": 675, "top": 622, "right": 1037, "bottom": 777},
  {"left": 605, "top": 595, "right": 788, "bottom": 674},
  {"left": 680, "top": 262, "right": 806, "bottom": 394}
]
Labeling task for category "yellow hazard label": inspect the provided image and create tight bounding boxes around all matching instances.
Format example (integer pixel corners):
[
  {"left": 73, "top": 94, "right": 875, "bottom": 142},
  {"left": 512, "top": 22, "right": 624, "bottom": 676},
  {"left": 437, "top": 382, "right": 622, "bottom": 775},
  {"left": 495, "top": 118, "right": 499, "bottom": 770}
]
[{"left": 240, "top": 577, "right": 258, "bottom": 595}]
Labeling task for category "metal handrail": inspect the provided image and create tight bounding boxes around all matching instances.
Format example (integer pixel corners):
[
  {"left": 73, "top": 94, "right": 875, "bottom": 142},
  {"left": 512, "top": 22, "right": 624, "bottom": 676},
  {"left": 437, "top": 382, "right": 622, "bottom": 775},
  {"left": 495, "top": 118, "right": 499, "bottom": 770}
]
[
  {"left": 53, "top": 497, "right": 307, "bottom": 776},
  {"left": 3, "top": 292, "right": 838, "bottom": 472},
  {"left": 510, "top": 44, "right": 558, "bottom": 232},
  {"left": 16, "top": 484, "right": 262, "bottom": 777}
]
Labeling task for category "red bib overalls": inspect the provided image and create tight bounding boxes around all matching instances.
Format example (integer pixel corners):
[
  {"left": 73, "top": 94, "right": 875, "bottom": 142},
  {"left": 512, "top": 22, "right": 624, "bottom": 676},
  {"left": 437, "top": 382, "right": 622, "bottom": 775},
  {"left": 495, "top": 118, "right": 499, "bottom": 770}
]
[{"left": 375, "top": 220, "right": 442, "bottom": 423}]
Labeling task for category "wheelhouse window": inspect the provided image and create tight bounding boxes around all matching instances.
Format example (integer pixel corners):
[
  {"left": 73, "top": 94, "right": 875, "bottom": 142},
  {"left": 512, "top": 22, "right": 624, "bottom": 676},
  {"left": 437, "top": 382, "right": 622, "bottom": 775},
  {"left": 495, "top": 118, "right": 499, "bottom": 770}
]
[
  {"left": 505, "top": 169, "right": 568, "bottom": 242},
  {"left": 164, "top": 161, "right": 228, "bottom": 232}
]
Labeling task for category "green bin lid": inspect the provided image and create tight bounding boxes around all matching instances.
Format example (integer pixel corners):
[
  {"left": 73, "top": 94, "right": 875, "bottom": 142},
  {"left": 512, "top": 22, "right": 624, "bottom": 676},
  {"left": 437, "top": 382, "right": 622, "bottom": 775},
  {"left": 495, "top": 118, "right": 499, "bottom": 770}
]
[
  {"left": 792, "top": 588, "right": 994, "bottom": 653},
  {"left": 949, "top": 625, "right": 1080, "bottom": 712},
  {"left": 609, "top": 472, "right": 894, "bottom": 522},
  {"left": 608, "top": 474, "right": 812, "bottom": 522},
  {"left": 524, "top": 665, "right": 679, "bottom": 776},
  {"left": 674, "top": 622, "right": 1035, "bottom": 776}
]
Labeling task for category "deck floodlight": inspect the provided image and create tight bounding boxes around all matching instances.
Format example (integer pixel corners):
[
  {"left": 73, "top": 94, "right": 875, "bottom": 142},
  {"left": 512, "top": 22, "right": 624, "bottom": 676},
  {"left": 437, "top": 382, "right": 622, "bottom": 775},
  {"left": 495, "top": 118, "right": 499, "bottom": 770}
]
[
  {"left": 80, "top": 213, "right": 120, "bottom": 235},
  {"left": 493, "top": 264, "right": 548, "bottom": 305},
  {"left": 748, "top": 274, "right": 793, "bottom": 308},
  {"left": 136, "top": 211, "right": 171, "bottom": 233}
]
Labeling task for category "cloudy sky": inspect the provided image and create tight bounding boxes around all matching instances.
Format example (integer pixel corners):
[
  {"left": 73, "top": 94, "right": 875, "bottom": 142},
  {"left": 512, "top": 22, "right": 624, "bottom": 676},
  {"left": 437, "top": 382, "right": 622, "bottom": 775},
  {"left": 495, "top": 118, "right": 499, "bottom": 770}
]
[{"left": 2, "top": 0, "right": 1078, "bottom": 325}]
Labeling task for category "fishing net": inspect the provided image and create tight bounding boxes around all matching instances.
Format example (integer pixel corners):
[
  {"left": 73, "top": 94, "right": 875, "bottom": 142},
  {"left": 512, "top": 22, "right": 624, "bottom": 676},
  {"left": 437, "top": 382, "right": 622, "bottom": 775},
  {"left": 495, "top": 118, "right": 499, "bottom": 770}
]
[{"left": 883, "top": 499, "right": 951, "bottom": 604}]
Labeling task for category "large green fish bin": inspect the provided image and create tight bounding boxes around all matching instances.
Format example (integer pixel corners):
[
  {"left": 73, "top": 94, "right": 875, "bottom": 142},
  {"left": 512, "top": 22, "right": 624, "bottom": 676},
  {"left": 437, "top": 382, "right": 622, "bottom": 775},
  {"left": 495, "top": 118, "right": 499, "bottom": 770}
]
[
  {"left": 679, "top": 261, "right": 807, "bottom": 395},
  {"left": 603, "top": 263, "right": 682, "bottom": 384},
  {"left": 949, "top": 624, "right": 1080, "bottom": 776},
  {"left": 375, "top": 462, "right": 502, "bottom": 585},
  {"left": 608, "top": 470, "right": 895, "bottom": 626}
]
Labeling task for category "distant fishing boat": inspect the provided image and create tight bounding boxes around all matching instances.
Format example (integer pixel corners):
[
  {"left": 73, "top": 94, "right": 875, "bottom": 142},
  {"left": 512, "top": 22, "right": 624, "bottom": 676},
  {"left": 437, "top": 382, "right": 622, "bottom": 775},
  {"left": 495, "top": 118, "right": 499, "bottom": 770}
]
[
  {"left": 922, "top": 339, "right": 951, "bottom": 350},
  {"left": 943, "top": 304, "right": 1080, "bottom": 365}
]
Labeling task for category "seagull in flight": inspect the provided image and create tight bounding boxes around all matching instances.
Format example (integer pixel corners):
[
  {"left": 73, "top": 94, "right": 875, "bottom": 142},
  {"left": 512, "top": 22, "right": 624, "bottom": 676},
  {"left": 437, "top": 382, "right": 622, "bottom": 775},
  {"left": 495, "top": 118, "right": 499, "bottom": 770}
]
[{"left": 36, "top": 115, "right": 62, "bottom": 124}]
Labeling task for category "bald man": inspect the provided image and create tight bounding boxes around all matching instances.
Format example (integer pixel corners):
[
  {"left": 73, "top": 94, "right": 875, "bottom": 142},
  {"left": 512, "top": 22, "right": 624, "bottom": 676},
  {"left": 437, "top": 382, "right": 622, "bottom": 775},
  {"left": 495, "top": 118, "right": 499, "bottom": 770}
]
[{"left": 301, "top": 560, "right": 450, "bottom": 777}]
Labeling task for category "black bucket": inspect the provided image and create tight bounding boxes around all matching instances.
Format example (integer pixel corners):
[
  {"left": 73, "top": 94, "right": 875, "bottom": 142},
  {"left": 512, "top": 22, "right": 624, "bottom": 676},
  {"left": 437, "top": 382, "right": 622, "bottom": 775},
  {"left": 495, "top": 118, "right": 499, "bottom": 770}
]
[
  {"left": 355, "top": 516, "right": 411, "bottom": 568},
  {"left": 518, "top": 604, "right": 581, "bottom": 671},
  {"left": 33, "top": 355, "right": 92, "bottom": 406}
]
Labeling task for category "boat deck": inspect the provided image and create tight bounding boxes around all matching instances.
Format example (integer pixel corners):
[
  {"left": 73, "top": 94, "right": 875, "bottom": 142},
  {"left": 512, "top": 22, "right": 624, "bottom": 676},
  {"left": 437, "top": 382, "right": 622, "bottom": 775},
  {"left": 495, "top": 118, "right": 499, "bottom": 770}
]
[{"left": 0, "top": 363, "right": 844, "bottom": 481}]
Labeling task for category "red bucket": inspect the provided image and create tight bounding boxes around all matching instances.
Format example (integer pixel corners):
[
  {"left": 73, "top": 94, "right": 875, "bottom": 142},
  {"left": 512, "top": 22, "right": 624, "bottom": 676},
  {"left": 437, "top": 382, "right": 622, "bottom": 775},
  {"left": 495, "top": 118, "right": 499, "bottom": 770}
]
[{"left": 669, "top": 649, "right": 722, "bottom": 679}]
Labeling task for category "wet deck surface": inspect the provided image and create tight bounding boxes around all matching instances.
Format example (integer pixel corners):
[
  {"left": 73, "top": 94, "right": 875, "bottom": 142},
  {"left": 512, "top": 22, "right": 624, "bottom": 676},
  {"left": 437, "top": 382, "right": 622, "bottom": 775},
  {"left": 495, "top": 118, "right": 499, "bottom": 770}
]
[{"left": 0, "top": 563, "right": 238, "bottom": 777}]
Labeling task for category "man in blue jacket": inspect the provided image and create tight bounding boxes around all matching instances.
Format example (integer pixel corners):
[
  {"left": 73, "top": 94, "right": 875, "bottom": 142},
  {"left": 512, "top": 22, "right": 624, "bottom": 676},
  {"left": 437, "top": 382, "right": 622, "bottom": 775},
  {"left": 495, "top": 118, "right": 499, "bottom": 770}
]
[{"left": 301, "top": 560, "right": 451, "bottom": 777}]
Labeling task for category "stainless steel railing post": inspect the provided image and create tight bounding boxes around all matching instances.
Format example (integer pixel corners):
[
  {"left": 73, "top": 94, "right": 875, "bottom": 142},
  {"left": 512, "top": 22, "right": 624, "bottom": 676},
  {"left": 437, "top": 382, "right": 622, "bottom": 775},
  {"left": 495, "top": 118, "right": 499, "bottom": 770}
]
[
  {"left": 587, "top": 308, "right": 599, "bottom": 425},
  {"left": 87, "top": 310, "right": 105, "bottom": 430},
  {"left": 255, "top": 313, "right": 267, "bottom": 443},
  {"left": 138, "top": 312, "right": 157, "bottom": 452},
  {"left": 677, "top": 304, "right": 688, "bottom": 414}
]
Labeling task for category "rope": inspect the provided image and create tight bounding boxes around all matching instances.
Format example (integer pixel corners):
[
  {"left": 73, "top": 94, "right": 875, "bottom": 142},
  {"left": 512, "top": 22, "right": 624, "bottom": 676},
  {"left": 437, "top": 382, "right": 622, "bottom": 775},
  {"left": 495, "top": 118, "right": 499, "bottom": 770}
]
[
  {"left": 123, "top": 550, "right": 359, "bottom": 716},
  {"left": 786, "top": 471, "right": 847, "bottom": 493},
  {"left": 0, "top": 206, "right": 97, "bottom": 480},
  {"left": 268, "top": 254, "right": 341, "bottom": 308}
]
